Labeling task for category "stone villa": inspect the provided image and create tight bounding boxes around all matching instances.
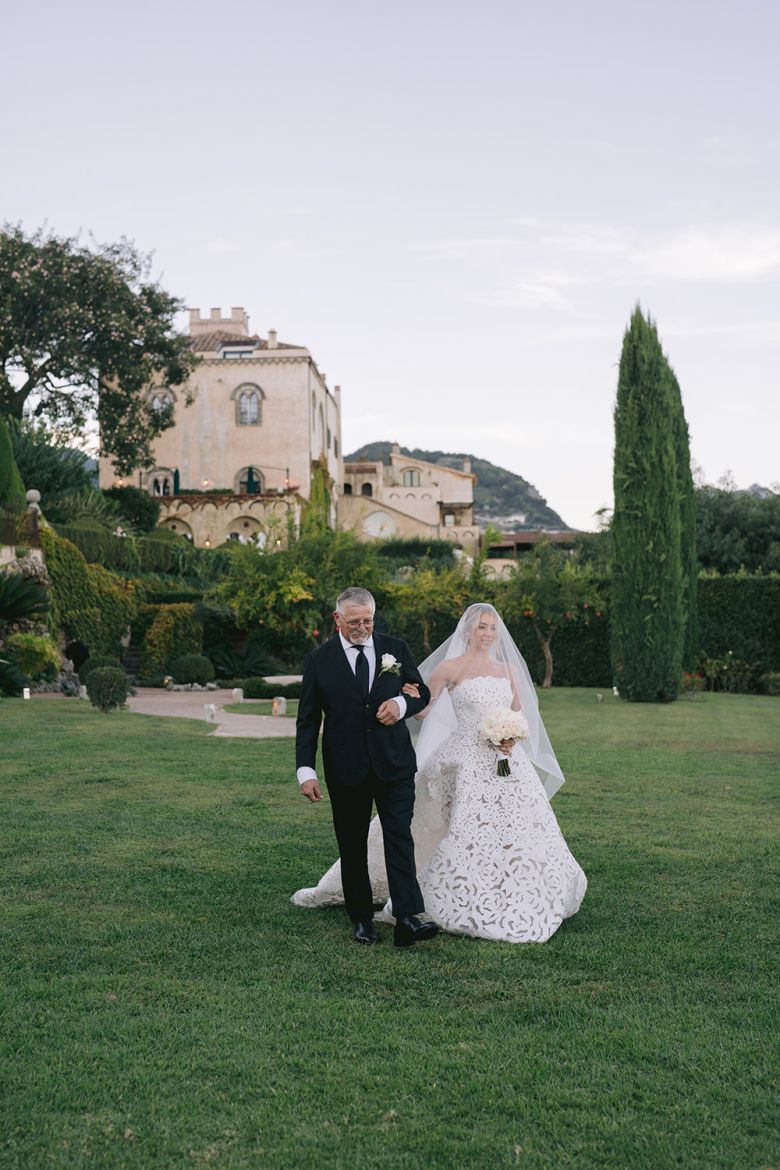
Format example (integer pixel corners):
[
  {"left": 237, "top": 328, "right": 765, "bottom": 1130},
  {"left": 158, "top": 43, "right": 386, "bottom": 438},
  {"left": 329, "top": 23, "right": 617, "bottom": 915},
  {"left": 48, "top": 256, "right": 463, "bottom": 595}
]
[{"left": 99, "top": 307, "right": 477, "bottom": 550}]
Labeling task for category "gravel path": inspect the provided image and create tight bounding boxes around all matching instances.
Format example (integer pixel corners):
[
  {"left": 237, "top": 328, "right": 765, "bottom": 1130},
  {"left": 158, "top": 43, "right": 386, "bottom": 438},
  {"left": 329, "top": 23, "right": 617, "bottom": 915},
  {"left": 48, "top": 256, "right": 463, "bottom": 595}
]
[{"left": 126, "top": 686, "right": 298, "bottom": 739}]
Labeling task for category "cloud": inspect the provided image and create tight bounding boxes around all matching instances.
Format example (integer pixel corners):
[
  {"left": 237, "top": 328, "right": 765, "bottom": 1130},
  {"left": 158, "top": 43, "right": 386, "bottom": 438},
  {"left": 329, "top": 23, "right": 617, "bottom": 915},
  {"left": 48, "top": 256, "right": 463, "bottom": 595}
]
[{"left": 636, "top": 227, "right": 780, "bottom": 282}]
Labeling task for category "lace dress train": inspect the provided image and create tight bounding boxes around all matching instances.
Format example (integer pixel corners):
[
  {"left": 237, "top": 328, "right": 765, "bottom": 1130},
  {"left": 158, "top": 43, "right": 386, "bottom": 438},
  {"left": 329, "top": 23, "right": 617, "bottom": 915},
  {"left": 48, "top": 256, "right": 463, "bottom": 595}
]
[{"left": 292, "top": 676, "right": 586, "bottom": 943}]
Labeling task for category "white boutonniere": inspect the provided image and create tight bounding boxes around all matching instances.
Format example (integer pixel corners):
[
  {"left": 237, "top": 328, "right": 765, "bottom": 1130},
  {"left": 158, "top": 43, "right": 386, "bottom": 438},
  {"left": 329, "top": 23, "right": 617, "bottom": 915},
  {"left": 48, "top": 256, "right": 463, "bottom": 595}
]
[{"left": 379, "top": 653, "right": 401, "bottom": 677}]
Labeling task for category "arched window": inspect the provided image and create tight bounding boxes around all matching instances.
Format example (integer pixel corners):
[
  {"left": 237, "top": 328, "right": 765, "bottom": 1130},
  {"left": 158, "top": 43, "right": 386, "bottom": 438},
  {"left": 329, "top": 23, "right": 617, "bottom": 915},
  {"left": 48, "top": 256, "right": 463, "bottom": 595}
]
[
  {"left": 150, "top": 391, "right": 174, "bottom": 414},
  {"left": 237, "top": 466, "right": 265, "bottom": 494},
  {"left": 311, "top": 391, "right": 316, "bottom": 431},
  {"left": 231, "top": 383, "right": 264, "bottom": 426},
  {"left": 402, "top": 468, "right": 421, "bottom": 487},
  {"left": 361, "top": 482, "right": 373, "bottom": 497},
  {"left": 148, "top": 467, "right": 175, "bottom": 497},
  {"left": 343, "top": 483, "right": 353, "bottom": 495},
  {"left": 238, "top": 389, "right": 261, "bottom": 425},
  {"left": 317, "top": 406, "right": 325, "bottom": 453}
]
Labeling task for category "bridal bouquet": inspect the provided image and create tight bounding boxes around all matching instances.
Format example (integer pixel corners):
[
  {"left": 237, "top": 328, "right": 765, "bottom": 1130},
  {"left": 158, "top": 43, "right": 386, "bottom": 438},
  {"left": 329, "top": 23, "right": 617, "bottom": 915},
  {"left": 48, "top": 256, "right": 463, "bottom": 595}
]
[{"left": 479, "top": 708, "right": 529, "bottom": 776}]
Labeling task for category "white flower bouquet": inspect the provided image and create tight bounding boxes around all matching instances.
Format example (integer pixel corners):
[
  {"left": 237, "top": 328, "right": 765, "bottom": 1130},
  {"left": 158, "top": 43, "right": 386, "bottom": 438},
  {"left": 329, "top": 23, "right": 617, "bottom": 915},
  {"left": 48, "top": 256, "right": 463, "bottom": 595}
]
[{"left": 479, "top": 707, "right": 529, "bottom": 776}]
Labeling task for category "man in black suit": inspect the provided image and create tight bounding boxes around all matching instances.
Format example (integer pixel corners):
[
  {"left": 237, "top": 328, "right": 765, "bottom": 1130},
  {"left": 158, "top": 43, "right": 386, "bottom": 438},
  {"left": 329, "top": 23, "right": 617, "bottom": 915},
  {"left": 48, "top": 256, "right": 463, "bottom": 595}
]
[{"left": 296, "top": 586, "right": 438, "bottom": 947}]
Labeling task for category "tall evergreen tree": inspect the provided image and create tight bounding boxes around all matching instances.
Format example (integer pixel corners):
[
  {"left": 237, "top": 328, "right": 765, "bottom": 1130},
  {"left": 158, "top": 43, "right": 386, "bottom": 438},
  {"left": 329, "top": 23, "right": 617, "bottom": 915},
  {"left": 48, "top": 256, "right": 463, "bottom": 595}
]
[
  {"left": 667, "top": 365, "right": 698, "bottom": 669},
  {"left": 0, "top": 417, "right": 26, "bottom": 506},
  {"left": 611, "top": 307, "right": 684, "bottom": 701}
]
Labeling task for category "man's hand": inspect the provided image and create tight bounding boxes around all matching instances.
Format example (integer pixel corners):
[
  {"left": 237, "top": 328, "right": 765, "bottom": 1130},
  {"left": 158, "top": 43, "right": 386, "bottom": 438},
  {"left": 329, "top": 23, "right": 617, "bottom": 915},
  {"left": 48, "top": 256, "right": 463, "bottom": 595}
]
[
  {"left": 300, "top": 779, "right": 323, "bottom": 802},
  {"left": 376, "top": 699, "right": 402, "bottom": 725}
]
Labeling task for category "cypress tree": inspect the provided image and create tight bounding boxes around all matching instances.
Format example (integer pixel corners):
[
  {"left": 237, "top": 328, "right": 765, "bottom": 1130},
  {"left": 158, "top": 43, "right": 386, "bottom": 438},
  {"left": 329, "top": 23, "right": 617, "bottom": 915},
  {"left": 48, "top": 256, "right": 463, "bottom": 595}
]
[
  {"left": 0, "top": 416, "right": 26, "bottom": 506},
  {"left": 667, "top": 365, "right": 698, "bottom": 669},
  {"left": 611, "top": 307, "right": 684, "bottom": 701}
]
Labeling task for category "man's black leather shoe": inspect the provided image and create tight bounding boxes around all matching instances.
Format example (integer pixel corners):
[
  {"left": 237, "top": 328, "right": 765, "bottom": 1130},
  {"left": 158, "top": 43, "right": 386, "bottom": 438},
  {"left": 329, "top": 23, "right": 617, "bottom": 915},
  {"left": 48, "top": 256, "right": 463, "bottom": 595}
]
[
  {"left": 394, "top": 914, "right": 439, "bottom": 948},
  {"left": 354, "top": 920, "right": 378, "bottom": 945}
]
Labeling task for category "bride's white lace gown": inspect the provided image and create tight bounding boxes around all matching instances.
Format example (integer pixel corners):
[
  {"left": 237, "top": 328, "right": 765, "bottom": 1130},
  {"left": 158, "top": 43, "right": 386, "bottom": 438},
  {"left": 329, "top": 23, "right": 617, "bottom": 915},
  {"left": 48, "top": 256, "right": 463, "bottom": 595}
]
[{"left": 293, "top": 676, "right": 587, "bottom": 943}]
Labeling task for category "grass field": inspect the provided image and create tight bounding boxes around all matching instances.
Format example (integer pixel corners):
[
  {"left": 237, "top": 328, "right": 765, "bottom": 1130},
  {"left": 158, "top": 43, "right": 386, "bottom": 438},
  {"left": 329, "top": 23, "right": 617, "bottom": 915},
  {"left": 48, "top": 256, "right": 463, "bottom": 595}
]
[{"left": 1, "top": 690, "right": 777, "bottom": 1170}]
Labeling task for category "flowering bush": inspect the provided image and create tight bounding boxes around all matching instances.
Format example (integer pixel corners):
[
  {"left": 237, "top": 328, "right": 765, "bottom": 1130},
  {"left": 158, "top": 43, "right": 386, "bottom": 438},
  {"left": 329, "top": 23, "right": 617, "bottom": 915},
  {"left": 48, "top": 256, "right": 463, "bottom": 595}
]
[{"left": 681, "top": 671, "right": 704, "bottom": 699}]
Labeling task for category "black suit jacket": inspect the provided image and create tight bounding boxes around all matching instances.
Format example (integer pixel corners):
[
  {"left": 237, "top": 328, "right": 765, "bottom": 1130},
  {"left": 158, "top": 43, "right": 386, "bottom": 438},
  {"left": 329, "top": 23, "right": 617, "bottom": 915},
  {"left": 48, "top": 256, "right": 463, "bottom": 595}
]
[{"left": 295, "top": 633, "right": 431, "bottom": 786}]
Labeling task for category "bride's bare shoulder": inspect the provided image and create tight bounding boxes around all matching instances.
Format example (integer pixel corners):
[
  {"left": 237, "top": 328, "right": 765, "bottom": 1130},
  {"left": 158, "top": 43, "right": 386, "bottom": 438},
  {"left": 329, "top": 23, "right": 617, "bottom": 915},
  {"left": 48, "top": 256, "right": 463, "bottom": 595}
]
[{"left": 429, "top": 656, "right": 464, "bottom": 684}]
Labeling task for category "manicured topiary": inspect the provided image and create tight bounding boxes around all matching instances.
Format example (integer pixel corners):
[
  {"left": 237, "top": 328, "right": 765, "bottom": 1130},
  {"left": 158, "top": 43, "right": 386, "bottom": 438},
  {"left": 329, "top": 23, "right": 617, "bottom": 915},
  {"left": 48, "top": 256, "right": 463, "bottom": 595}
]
[
  {"left": 170, "top": 653, "right": 215, "bottom": 685},
  {"left": 86, "top": 666, "right": 129, "bottom": 712},
  {"left": 79, "top": 654, "right": 122, "bottom": 684}
]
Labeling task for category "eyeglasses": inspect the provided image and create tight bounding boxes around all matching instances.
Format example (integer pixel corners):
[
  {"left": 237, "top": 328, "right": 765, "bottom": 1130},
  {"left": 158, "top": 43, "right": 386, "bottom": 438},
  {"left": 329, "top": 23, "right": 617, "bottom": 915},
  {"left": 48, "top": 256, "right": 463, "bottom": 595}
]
[{"left": 339, "top": 617, "right": 375, "bottom": 629}]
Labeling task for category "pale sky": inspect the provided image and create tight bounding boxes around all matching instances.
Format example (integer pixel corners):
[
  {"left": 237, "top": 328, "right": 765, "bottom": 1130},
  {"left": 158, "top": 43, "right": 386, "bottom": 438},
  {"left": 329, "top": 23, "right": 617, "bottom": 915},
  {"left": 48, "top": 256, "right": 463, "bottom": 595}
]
[{"left": 3, "top": 0, "right": 778, "bottom": 529}]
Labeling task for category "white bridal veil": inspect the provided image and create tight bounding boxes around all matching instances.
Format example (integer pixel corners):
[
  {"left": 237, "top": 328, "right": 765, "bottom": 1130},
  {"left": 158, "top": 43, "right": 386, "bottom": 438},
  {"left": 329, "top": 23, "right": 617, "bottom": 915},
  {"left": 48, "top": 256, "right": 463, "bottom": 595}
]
[
  {"left": 290, "top": 602, "right": 566, "bottom": 911},
  {"left": 411, "top": 602, "right": 565, "bottom": 800}
]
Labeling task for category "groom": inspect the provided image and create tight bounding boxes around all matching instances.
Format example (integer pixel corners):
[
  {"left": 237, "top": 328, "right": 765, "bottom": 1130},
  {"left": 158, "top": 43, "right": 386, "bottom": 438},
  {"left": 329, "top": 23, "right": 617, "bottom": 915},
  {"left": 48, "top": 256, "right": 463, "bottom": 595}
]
[{"left": 295, "top": 586, "right": 438, "bottom": 947}]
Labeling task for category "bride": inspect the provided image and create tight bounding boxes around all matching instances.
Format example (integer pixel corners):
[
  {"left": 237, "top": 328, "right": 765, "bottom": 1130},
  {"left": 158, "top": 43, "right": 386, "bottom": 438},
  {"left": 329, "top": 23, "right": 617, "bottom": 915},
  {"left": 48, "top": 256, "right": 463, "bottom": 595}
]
[{"left": 292, "top": 603, "right": 587, "bottom": 943}]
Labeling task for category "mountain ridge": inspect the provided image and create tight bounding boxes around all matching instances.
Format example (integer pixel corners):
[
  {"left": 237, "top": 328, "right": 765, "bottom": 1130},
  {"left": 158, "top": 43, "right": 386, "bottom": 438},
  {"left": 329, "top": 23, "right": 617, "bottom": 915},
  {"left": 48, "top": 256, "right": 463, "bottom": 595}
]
[{"left": 344, "top": 442, "right": 568, "bottom": 531}]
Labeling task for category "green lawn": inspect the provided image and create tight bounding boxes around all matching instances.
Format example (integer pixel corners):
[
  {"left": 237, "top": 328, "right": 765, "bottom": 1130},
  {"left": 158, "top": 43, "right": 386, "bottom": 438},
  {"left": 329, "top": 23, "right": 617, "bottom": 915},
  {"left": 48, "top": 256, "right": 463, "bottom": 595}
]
[{"left": 0, "top": 690, "right": 777, "bottom": 1170}]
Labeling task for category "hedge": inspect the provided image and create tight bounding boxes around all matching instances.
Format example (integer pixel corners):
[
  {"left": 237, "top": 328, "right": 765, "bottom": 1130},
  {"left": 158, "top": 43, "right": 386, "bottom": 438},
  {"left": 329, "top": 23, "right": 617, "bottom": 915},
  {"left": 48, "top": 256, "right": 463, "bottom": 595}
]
[
  {"left": 139, "top": 603, "right": 203, "bottom": 683},
  {"left": 40, "top": 528, "right": 135, "bottom": 657},
  {"left": 504, "top": 576, "right": 779, "bottom": 690},
  {"left": 697, "top": 575, "right": 780, "bottom": 677},
  {"left": 55, "top": 524, "right": 198, "bottom": 576}
]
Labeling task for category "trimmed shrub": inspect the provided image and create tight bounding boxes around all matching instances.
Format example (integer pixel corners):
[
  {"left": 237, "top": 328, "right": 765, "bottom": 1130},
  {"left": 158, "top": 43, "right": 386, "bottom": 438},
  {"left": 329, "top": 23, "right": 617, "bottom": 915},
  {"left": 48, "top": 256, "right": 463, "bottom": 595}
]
[
  {"left": 170, "top": 653, "right": 215, "bottom": 685},
  {"left": 762, "top": 673, "right": 780, "bottom": 696},
  {"left": 86, "top": 665, "right": 129, "bottom": 712},
  {"left": 242, "top": 678, "right": 301, "bottom": 699},
  {"left": 79, "top": 654, "right": 122, "bottom": 684}
]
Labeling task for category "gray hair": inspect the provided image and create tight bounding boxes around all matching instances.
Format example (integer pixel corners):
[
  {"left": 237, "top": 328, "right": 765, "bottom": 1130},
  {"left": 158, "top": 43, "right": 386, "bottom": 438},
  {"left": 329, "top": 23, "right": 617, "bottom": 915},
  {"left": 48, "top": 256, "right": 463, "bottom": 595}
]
[{"left": 336, "top": 587, "right": 376, "bottom": 614}]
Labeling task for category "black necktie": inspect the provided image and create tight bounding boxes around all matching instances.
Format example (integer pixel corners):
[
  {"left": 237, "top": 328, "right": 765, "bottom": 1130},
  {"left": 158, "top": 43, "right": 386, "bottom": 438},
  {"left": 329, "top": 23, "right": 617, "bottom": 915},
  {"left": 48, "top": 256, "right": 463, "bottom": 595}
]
[{"left": 353, "top": 645, "right": 370, "bottom": 695}]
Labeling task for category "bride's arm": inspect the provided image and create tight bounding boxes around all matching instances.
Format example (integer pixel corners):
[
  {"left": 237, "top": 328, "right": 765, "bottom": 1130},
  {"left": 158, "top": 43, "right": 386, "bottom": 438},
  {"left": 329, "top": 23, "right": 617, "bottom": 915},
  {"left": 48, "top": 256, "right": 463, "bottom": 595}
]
[
  {"left": 403, "top": 662, "right": 452, "bottom": 718},
  {"left": 509, "top": 665, "right": 524, "bottom": 711}
]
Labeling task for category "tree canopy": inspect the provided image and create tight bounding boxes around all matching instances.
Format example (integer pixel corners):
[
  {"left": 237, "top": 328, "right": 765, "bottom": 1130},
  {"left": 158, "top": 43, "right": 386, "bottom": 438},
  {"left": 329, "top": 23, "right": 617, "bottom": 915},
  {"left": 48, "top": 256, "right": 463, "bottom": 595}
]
[{"left": 0, "top": 225, "right": 198, "bottom": 474}]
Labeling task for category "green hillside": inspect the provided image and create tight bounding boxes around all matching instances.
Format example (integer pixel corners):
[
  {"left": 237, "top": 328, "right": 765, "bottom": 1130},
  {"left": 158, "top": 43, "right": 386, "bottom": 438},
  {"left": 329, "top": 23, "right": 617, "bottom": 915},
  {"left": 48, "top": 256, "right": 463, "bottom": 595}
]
[{"left": 344, "top": 441, "right": 568, "bottom": 531}]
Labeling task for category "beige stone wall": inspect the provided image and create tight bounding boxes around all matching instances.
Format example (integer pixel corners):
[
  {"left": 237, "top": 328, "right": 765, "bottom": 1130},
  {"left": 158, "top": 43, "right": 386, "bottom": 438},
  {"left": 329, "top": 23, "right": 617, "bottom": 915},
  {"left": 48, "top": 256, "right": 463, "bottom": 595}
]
[
  {"left": 159, "top": 494, "right": 302, "bottom": 549},
  {"left": 99, "top": 310, "right": 343, "bottom": 513},
  {"left": 338, "top": 494, "right": 479, "bottom": 551},
  {"left": 339, "top": 445, "right": 476, "bottom": 545}
]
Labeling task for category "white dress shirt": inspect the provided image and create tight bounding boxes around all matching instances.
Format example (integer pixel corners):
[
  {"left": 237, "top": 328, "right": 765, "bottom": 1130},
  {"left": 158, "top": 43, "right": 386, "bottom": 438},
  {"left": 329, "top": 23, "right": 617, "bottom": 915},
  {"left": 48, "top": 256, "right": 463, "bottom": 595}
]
[{"left": 296, "top": 634, "right": 407, "bottom": 785}]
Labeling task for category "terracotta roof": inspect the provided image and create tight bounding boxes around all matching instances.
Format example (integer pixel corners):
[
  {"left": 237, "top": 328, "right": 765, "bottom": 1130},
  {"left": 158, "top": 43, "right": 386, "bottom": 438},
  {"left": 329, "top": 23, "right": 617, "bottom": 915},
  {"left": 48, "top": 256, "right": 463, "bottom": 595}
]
[{"left": 188, "top": 330, "right": 303, "bottom": 353}]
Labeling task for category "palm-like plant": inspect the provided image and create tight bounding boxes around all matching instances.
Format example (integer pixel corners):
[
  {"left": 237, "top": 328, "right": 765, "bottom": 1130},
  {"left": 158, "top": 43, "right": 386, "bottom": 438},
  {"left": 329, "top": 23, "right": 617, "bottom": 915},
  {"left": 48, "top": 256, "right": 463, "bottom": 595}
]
[{"left": 0, "top": 572, "right": 50, "bottom": 623}]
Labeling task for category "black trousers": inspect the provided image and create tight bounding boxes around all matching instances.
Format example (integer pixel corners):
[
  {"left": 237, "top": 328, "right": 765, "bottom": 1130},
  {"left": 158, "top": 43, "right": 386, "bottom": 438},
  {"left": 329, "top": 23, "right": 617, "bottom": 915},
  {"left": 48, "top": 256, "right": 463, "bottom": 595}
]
[{"left": 327, "top": 769, "right": 424, "bottom": 922}]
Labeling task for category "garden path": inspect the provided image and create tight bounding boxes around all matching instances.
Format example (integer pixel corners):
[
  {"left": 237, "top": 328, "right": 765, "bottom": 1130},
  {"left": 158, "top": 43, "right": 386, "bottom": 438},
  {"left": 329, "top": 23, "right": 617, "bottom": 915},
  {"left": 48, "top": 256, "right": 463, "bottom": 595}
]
[{"left": 126, "top": 680, "right": 300, "bottom": 738}]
